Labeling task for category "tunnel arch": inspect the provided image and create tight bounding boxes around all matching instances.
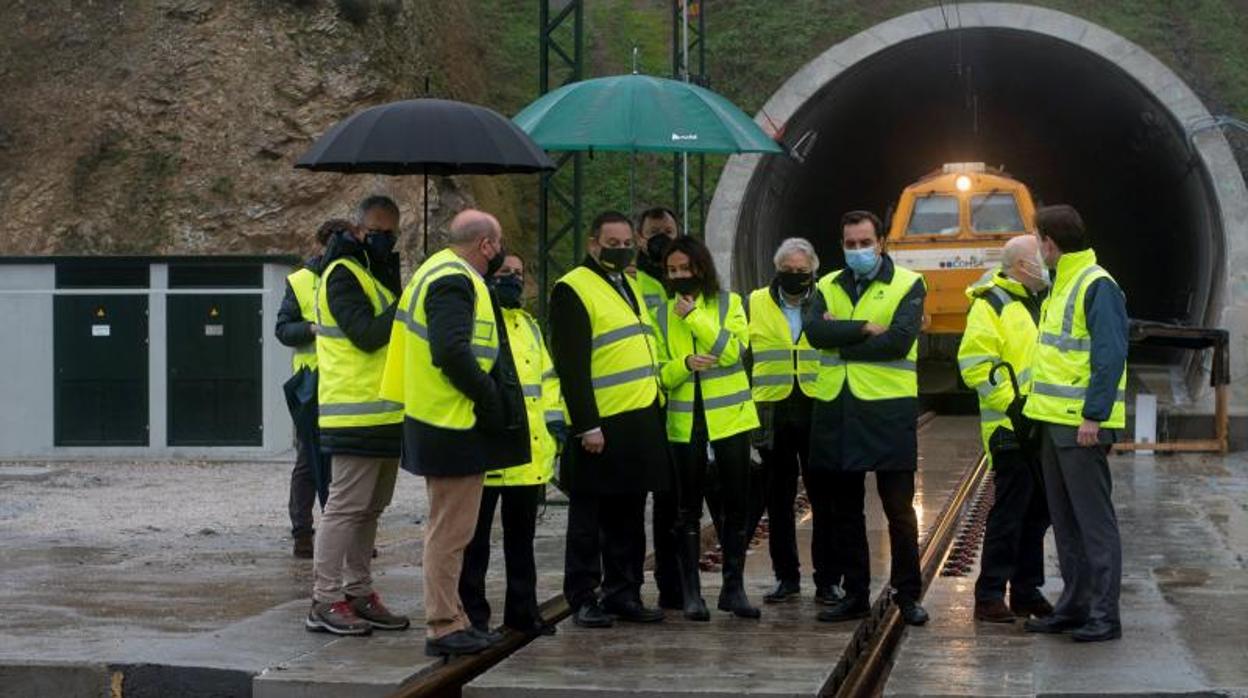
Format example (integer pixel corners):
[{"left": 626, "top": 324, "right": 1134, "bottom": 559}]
[{"left": 707, "top": 3, "right": 1248, "bottom": 402}]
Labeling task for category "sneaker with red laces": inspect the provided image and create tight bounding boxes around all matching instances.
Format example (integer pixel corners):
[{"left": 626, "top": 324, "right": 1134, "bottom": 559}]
[
  {"left": 305, "top": 600, "right": 372, "bottom": 636},
  {"left": 348, "top": 592, "right": 410, "bottom": 631}
]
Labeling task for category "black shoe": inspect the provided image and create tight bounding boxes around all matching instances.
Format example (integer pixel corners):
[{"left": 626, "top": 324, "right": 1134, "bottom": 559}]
[
  {"left": 509, "top": 622, "right": 557, "bottom": 637},
  {"left": 814, "top": 585, "right": 845, "bottom": 606},
  {"left": 816, "top": 595, "right": 870, "bottom": 623},
  {"left": 716, "top": 528, "right": 761, "bottom": 619},
  {"left": 1010, "top": 594, "right": 1055, "bottom": 619},
  {"left": 572, "top": 601, "right": 614, "bottom": 628},
  {"left": 764, "top": 580, "right": 801, "bottom": 604},
  {"left": 896, "top": 597, "right": 929, "bottom": 626},
  {"left": 1072, "top": 619, "right": 1122, "bottom": 643},
  {"left": 469, "top": 625, "right": 503, "bottom": 645},
  {"left": 1023, "top": 615, "right": 1086, "bottom": 634},
  {"left": 604, "top": 599, "right": 665, "bottom": 623},
  {"left": 424, "top": 629, "right": 490, "bottom": 657},
  {"left": 292, "top": 533, "right": 314, "bottom": 559}
]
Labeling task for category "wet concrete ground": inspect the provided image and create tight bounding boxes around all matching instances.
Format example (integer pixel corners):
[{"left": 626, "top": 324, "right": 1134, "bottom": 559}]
[
  {"left": 885, "top": 450, "right": 1248, "bottom": 696},
  {"left": 464, "top": 417, "right": 982, "bottom": 697},
  {"left": 5, "top": 423, "right": 1243, "bottom": 697},
  {"left": 0, "top": 458, "right": 567, "bottom": 696}
]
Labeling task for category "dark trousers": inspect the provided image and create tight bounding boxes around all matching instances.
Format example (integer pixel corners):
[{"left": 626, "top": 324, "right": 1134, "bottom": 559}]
[
  {"left": 289, "top": 438, "right": 317, "bottom": 538},
  {"left": 750, "top": 418, "right": 809, "bottom": 586},
  {"left": 652, "top": 490, "right": 681, "bottom": 602},
  {"left": 563, "top": 491, "right": 647, "bottom": 610},
  {"left": 671, "top": 428, "right": 751, "bottom": 540},
  {"left": 1040, "top": 424, "right": 1122, "bottom": 625},
  {"left": 458, "top": 484, "right": 544, "bottom": 630},
  {"left": 828, "top": 470, "right": 922, "bottom": 601},
  {"left": 975, "top": 448, "right": 1049, "bottom": 602}
]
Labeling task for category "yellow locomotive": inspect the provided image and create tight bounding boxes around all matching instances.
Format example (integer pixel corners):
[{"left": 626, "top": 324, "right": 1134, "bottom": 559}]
[
  {"left": 885, "top": 163, "right": 1036, "bottom": 395},
  {"left": 886, "top": 163, "right": 1036, "bottom": 334}
]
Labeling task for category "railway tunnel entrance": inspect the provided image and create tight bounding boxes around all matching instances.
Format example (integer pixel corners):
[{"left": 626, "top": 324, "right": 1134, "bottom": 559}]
[{"left": 707, "top": 4, "right": 1248, "bottom": 403}]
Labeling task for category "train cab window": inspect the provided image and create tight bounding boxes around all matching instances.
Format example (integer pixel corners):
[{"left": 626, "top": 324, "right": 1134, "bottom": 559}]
[
  {"left": 905, "top": 195, "right": 960, "bottom": 235},
  {"left": 971, "top": 193, "right": 1025, "bottom": 233}
]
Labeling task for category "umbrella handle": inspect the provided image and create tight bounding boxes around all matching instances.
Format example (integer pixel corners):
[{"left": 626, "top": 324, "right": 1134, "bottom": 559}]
[{"left": 989, "top": 361, "right": 1022, "bottom": 401}]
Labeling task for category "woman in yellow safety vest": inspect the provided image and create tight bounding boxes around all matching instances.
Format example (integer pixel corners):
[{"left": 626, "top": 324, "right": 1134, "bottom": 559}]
[{"left": 653, "top": 236, "right": 761, "bottom": 621}]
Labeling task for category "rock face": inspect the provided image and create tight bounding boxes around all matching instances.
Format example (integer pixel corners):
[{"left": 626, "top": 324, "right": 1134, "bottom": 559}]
[{"left": 0, "top": 0, "right": 491, "bottom": 262}]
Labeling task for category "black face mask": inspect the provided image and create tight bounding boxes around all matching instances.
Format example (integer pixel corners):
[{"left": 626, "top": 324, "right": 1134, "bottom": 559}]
[
  {"left": 598, "top": 246, "right": 635, "bottom": 272},
  {"left": 490, "top": 274, "right": 524, "bottom": 309},
  {"left": 668, "top": 276, "right": 700, "bottom": 297},
  {"left": 364, "top": 231, "right": 396, "bottom": 260},
  {"left": 485, "top": 243, "right": 507, "bottom": 278},
  {"left": 646, "top": 234, "right": 672, "bottom": 263},
  {"left": 777, "top": 271, "right": 813, "bottom": 295}
]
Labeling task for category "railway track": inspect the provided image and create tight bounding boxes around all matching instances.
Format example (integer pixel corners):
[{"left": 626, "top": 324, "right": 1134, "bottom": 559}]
[{"left": 390, "top": 412, "right": 988, "bottom": 698}]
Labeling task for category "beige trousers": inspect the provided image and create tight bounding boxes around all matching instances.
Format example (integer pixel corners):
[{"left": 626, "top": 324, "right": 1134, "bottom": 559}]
[
  {"left": 423, "top": 473, "right": 485, "bottom": 638},
  {"left": 311, "top": 455, "right": 399, "bottom": 604}
]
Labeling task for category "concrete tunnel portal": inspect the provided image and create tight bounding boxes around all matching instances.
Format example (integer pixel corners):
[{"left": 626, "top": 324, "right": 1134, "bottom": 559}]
[{"left": 707, "top": 5, "right": 1248, "bottom": 402}]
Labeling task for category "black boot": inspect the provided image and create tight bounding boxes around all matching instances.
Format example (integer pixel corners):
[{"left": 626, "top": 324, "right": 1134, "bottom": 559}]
[
  {"left": 678, "top": 530, "right": 710, "bottom": 621},
  {"left": 716, "top": 527, "right": 760, "bottom": 619}
]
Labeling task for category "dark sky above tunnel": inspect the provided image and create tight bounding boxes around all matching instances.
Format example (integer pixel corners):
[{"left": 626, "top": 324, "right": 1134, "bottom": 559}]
[{"left": 739, "top": 28, "right": 1216, "bottom": 326}]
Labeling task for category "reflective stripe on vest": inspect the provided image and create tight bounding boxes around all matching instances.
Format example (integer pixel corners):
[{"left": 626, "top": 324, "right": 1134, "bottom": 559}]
[
  {"left": 657, "top": 290, "right": 759, "bottom": 442},
  {"left": 288, "top": 268, "right": 319, "bottom": 372},
  {"left": 957, "top": 274, "right": 1040, "bottom": 461},
  {"left": 315, "top": 257, "right": 401, "bottom": 429},
  {"left": 1023, "top": 249, "right": 1127, "bottom": 429},
  {"left": 811, "top": 265, "right": 922, "bottom": 402},
  {"left": 556, "top": 266, "right": 661, "bottom": 418},
  {"left": 636, "top": 269, "right": 667, "bottom": 317},
  {"left": 389, "top": 248, "right": 500, "bottom": 430},
  {"left": 747, "top": 287, "right": 820, "bottom": 402},
  {"left": 485, "top": 307, "right": 561, "bottom": 487}
]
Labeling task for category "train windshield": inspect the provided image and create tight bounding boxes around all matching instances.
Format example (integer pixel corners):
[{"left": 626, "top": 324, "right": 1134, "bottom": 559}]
[
  {"left": 970, "top": 193, "right": 1025, "bottom": 233},
  {"left": 905, "top": 195, "right": 960, "bottom": 235}
]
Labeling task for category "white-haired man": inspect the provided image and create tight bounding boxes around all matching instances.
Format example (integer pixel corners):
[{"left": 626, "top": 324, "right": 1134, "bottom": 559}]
[
  {"left": 958, "top": 234, "right": 1054, "bottom": 624},
  {"left": 744, "top": 238, "right": 842, "bottom": 606}
]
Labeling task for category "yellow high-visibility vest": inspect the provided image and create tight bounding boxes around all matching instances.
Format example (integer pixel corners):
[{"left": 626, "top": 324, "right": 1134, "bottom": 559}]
[
  {"left": 315, "top": 257, "right": 402, "bottom": 429},
  {"left": 288, "top": 267, "right": 319, "bottom": 372},
  {"left": 655, "top": 290, "right": 759, "bottom": 442},
  {"left": 1024, "top": 248, "right": 1127, "bottom": 429},
  {"left": 380, "top": 248, "right": 499, "bottom": 430},
  {"left": 958, "top": 273, "right": 1038, "bottom": 460},
  {"left": 747, "top": 287, "right": 819, "bottom": 403},
  {"left": 811, "top": 265, "right": 923, "bottom": 402},
  {"left": 555, "top": 266, "right": 662, "bottom": 418},
  {"left": 635, "top": 268, "right": 667, "bottom": 317},
  {"left": 484, "top": 308, "right": 566, "bottom": 487}
]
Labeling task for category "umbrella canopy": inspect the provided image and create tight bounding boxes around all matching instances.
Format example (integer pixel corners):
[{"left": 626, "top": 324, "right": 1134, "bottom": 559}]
[
  {"left": 296, "top": 98, "right": 555, "bottom": 175},
  {"left": 513, "top": 74, "right": 783, "bottom": 155}
]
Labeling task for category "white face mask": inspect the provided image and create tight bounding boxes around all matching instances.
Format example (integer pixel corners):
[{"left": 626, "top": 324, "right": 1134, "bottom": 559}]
[{"left": 1018, "top": 251, "right": 1051, "bottom": 291}]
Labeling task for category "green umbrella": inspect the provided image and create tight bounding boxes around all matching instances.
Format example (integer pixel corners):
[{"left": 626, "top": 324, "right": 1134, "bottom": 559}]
[{"left": 513, "top": 73, "right": 783, "bottom": 155}]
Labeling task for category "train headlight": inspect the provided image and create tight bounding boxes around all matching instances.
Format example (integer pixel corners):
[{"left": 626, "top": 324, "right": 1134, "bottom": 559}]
[{"left": 955, "top": 175, "right": 972, "bottom": 192}]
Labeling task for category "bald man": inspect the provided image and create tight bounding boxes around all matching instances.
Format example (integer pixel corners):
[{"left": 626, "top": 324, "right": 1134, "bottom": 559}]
[
  {"left": 382, "top": 209, "right": 531, "bottom": 657},
  {"left": 958, "top": 234, "right": 1054, "bottom": 624}
]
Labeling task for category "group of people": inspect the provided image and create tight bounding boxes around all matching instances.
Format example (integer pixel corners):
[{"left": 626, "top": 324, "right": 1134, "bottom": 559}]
[{"left": 275, "top": 193, "right": 1127, "bottom": 659}]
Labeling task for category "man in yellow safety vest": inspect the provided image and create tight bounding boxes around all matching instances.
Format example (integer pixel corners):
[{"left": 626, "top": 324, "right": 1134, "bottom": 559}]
[
  {"left": 958, "top": 234, "right": 1054, "bottom": 624},
  {"left": 1022, "top": 205, "right": 1128, "bottom": 643},
  {"left": 802, "top": 210, "right": 929, "bottom": 627},
  {"left": 549, "top": 211, "right": 673, "bottom": 629}
]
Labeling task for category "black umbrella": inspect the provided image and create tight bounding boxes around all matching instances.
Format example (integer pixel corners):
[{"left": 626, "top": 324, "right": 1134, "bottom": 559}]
[{"left": 296, "top": 98, "right": 555, "bottom": 252}]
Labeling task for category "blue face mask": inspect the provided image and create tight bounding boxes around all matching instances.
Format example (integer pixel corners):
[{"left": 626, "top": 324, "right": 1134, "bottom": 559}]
[{"left": 843, "top": 246, "right": 879, "bottom": 277}]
